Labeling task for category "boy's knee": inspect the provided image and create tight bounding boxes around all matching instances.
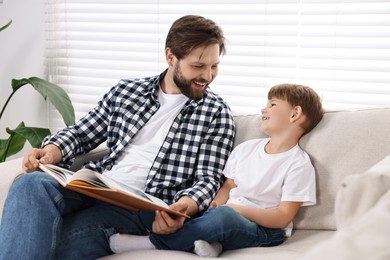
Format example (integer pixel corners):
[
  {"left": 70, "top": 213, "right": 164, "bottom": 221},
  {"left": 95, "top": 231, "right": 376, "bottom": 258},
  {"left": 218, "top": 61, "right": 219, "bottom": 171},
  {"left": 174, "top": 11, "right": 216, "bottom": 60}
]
[
  {"left": 212, "top": 205, "right": 236, "bottom": 216},
  {"left": 207, "top": 206, "right": 241, "bottom": 226}
]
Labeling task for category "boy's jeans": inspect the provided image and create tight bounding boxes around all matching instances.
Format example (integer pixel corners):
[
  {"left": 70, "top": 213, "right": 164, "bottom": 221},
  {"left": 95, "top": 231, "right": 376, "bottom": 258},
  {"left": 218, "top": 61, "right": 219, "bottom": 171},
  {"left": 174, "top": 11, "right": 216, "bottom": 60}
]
[
  {"left": 151, "top": 204, "right": 286, "bottom": 252},
  {"left": 0, "top": 171, "right": 154, "bottom": 260}
]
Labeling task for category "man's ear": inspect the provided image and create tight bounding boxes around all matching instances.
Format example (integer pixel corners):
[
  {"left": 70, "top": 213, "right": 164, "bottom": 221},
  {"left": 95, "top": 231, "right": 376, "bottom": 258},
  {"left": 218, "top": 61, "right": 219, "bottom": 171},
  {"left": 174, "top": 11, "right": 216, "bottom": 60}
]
[
  {"left": 165, "top": 48, "right": 175, "bottom": 67},
  {"left": 290, "top": 106, "right": 303, "bottom": 123}
]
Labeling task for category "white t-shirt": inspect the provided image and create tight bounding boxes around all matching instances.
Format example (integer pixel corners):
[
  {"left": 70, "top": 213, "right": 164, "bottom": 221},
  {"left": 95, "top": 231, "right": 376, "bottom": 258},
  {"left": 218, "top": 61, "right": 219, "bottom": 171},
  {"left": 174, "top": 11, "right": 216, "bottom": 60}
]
[
  {"left": 102, "top": 87, "right": 188, "bottom": 189},
  {"left": 224, "top": 138, "right": 316, "bottom": 236}
]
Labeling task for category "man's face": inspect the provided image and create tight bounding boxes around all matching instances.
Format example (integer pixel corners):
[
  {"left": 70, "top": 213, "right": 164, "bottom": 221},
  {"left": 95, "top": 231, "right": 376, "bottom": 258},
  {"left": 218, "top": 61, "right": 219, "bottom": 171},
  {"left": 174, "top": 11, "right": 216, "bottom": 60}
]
[{"left": 172, "top": 44, "right": 220, "bottom": 100}]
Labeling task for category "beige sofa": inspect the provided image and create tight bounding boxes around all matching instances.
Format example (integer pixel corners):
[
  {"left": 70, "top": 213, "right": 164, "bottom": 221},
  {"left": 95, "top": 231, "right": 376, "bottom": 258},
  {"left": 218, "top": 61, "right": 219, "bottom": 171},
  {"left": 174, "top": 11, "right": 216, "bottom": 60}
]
[{"left": 1, "top": 107, "right": 390, "bottom": 259}]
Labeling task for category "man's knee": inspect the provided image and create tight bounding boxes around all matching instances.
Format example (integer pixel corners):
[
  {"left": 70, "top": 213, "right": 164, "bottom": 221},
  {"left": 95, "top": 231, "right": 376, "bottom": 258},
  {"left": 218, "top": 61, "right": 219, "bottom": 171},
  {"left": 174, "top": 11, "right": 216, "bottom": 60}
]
[
  {"left": 13, "top": 171, "right": 48, "bottom": 187},
  {"left": 9, "top": 171, "right": 62, "bottom": 202}
]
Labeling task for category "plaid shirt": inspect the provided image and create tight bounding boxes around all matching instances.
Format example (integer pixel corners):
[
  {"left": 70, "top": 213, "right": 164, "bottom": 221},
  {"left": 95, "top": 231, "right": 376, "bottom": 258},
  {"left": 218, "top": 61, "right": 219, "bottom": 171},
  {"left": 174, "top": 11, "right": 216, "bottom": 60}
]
[{"left": 42, "top": 71, "right": 235, "bottom": 210}]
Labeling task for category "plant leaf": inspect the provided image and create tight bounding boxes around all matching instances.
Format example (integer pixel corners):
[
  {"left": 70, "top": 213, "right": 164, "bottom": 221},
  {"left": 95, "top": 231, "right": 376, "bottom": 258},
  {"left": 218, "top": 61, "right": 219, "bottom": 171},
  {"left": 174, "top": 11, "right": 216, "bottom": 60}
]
[
  {"left": 0, "top": 122, "right": 27, "bottom": 162},
  {"left": 11, "top": 78, "right": 30, "bottom": 92},
  {"left": 8, "top": 126, "right": 51, "bottom": 148},
  {"left": 0, "top": 20, "right": 12, "bottom": 32},
  {"left": 12, "top": 77, "right": 75, "bottom": 126},
  {"left": 0, "top": 139, "right": 10, "bottom": 162}
]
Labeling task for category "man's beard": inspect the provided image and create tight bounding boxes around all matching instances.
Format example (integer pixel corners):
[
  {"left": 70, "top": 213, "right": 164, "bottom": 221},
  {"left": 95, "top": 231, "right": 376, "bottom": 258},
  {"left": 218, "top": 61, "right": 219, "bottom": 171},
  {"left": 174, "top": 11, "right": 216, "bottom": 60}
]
[{"left": 173, "top": 62, "right": 211, "bottom": 100}]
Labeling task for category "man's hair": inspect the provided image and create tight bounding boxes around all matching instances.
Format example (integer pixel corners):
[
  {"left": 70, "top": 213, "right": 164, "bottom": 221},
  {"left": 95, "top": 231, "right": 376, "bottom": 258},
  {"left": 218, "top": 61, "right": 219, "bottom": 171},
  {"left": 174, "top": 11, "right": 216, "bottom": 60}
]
[
  {"left": 268, "top": 83, "right": 324, "bottom": 134},
  {"left": 165, "top": 15, "right": 226, "bottom": 59}
]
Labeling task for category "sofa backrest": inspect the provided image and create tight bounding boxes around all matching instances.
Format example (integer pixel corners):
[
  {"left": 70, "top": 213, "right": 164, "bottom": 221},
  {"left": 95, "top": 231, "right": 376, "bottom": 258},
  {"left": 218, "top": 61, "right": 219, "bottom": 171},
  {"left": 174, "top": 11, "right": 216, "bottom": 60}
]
[{"left": 233, "top": 107, "right": 390, "bottom": 230}]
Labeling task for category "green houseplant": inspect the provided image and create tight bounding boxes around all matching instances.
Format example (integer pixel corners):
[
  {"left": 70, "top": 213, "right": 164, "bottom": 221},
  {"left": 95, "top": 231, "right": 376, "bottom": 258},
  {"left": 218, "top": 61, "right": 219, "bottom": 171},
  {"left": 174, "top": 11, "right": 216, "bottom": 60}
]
[{"left": 0, "top": 20, "right": 75, "bottom": 162}]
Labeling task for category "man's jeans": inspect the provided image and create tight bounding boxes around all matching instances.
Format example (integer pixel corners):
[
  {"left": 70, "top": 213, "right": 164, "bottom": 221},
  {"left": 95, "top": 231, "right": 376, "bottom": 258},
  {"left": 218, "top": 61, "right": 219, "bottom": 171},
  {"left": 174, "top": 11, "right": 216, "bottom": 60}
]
[
  {"left": 0, "top": 171, "right": 154, "bottom": 260},
  {"left": 150, "top": 205, "right": 286, "bottom": 252}
]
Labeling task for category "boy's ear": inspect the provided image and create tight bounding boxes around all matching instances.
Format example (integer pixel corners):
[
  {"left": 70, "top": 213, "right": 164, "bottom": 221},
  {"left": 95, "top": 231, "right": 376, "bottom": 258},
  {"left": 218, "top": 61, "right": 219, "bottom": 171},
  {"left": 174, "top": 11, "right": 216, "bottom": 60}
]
[{"left": 290, "top": 106, "right": 303, "bottom": 123}]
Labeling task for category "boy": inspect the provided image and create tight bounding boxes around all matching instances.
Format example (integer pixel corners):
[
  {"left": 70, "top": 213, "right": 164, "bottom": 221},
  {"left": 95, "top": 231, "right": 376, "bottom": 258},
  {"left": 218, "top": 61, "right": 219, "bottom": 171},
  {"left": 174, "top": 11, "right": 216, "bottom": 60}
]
[{"left": 110, "top": 83, "right": 324, "bottom": 257}]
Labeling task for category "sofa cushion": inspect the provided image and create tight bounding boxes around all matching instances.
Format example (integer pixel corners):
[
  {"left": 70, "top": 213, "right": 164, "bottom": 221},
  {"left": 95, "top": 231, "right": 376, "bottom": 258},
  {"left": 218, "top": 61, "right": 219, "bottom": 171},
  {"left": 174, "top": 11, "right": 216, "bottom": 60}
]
[
  {"left": 233, "top": 107, "right": 390, "bottom": 231},
  {"left": 335, "top": 155, "right": 390, "bottom": 229},
  {"left": 301, "top": 156, "right": 390, "bottom": 260},
  {"left": 304, "top": 189, "right": 390, "bottom": 259}
]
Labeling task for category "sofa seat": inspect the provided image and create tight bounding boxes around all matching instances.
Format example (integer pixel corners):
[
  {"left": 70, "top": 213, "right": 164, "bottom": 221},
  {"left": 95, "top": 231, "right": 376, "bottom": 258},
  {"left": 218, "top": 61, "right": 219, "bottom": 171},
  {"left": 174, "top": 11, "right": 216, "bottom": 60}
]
[{"left": 100, "top": 230, "right": 335, "bottom": 259}]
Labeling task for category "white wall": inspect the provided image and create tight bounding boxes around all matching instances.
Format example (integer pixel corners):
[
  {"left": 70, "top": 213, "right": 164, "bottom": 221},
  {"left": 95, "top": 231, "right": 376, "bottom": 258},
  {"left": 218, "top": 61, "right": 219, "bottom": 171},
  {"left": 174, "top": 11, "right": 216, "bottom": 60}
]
[{"left": 0, "top": 0, "right": 47, "bottom": 157}]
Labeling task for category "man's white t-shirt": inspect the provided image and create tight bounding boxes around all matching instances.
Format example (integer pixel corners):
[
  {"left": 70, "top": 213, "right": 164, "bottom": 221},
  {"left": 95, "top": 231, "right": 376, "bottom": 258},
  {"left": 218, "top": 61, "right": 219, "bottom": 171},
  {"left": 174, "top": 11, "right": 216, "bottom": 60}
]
[
  {"left": 224, "top": 138, "right": 316, "bottom": 236},
  {"left": 102, "top": 87, "right": 188, "bottom": 189}
]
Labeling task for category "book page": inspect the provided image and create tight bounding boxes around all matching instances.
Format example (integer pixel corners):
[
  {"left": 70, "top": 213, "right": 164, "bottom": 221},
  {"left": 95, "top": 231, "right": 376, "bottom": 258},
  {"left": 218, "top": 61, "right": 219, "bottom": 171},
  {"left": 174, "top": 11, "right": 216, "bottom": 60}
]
[
  {"left": 71, "top": 168, "right": 110, "bottom": 189},
  {"left": 106, "top": 178, "right": 169, "bottom": 208},
  {"left": 72, "top": 169, "right": 169, "bottom": 208},
  {"left": 38, "top": 163, "right": 74, "bottom": 186}
]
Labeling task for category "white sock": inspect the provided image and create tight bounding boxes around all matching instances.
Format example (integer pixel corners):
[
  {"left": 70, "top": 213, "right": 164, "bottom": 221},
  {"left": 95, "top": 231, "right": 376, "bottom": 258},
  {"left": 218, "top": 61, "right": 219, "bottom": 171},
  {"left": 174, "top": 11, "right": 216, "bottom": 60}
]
[
  {"left": 109, "top": 234, "right": 155, "bottom": 253},
  {"left": 194, "top": 240, "right": 223, "bottom": 257}
]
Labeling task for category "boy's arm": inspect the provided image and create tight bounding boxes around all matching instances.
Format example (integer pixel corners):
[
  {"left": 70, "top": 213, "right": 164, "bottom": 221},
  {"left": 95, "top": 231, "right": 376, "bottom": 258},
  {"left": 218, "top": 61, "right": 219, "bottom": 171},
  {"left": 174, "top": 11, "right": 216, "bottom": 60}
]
[
  {"left": 211, "top": 178, "right": 236, "bottom": 207},
  {"left": 226, "top": 201, "right": 302, "bottom": 229}
]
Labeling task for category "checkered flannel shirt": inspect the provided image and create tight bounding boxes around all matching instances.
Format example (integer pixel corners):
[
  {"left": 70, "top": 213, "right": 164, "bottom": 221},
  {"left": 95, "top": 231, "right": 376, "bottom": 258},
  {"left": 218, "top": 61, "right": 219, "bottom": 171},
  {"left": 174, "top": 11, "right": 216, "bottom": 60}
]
[{"left": 42, "top": 70, "right": 235, "bottom": 210}]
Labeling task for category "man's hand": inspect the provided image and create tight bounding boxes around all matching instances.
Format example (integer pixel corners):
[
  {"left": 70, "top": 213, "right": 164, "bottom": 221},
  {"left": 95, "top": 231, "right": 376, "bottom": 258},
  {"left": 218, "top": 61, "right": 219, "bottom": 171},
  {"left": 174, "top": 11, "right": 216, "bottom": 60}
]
[
  {"left": 22, "top": 144, "right": 62, "bottom": 173},
  {"left": 152, "top": 202, "right": 188, "bottom": 235}
]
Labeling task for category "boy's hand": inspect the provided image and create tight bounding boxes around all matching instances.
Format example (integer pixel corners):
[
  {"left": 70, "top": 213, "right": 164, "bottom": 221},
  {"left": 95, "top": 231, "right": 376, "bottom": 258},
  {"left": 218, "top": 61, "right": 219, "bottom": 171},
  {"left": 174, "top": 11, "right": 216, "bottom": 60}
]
[
  {"left": 210, "top": 201, "right": 219, "bottom": 207},
  {"left": 152, "top": 202, "right": 188, "bottom": 235}
]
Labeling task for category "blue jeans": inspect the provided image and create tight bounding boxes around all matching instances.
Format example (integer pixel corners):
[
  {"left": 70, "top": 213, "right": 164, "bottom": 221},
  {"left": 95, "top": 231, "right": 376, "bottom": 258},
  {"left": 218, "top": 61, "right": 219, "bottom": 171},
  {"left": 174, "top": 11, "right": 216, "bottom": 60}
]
[
  {"left": 0, "top": 171, "right": 155, "bottom": 260},
  {"left": 150, "top": 206, "right": 286, "bottom": 252}
]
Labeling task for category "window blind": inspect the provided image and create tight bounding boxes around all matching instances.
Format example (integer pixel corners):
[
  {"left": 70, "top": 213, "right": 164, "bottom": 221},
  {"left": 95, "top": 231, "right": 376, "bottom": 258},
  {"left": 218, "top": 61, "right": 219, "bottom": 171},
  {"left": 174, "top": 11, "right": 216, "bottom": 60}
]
[{"left": 45, "top": 0, "right": 390, "bottom": 131}]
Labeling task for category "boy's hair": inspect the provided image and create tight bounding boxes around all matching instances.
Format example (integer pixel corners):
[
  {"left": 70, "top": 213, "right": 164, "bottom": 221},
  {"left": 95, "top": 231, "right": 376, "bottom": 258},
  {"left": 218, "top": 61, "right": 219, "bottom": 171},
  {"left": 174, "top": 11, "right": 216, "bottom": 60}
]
[
  {"left": 165, "top": 15, "right": 226, "bottom": 60},
  {"left": 268, "top": 83, "right": 324, "bottom": 134}
]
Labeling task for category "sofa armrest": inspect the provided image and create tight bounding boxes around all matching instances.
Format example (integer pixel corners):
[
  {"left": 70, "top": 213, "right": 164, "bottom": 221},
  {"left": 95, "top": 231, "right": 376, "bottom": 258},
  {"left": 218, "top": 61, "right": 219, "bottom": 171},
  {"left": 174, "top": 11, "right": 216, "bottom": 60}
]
[
  {"left": 0, "top": 157, "right": 24, "bottom": 221},
  {"left": 0, "top": 144, "right": 108, "bottom": 221}
]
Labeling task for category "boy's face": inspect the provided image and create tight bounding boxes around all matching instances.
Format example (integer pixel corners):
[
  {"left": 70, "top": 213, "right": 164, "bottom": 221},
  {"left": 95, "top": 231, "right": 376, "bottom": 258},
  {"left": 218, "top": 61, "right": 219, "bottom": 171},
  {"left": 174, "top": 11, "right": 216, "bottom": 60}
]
[
  {"left": 261, "top": 97, "right": 295, "bottom": 135},
  {"left": 171, "top": 44, "right": 220, "bottom": 100}
]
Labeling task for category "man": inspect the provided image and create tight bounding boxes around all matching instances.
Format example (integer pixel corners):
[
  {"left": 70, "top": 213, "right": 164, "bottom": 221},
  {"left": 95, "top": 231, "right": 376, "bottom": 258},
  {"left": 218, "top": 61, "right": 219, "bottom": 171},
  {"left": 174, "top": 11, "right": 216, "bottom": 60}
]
[{"left": 0, "top": 15, "right": 235, "bottom": 259}]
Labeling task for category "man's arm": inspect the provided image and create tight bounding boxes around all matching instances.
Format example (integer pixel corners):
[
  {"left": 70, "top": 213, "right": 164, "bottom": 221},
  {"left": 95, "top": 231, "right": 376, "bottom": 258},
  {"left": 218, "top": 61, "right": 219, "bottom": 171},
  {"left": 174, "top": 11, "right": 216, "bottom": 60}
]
[
  {"left": 173, "top": 106, "right": 235, "bottom": 211},
  {"left": 177, "top": 195, "right": 199, "bottom": 216},
  {"left": 153, "top": 101, "right": 235, "bottom": 235}
]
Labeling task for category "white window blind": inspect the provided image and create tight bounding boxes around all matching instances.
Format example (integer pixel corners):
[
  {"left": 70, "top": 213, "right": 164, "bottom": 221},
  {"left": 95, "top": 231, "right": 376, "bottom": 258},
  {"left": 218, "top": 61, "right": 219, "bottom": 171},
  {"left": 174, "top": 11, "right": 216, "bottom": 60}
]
[{"left": 45, "top": 0, "right": 390, "bottom": 131}]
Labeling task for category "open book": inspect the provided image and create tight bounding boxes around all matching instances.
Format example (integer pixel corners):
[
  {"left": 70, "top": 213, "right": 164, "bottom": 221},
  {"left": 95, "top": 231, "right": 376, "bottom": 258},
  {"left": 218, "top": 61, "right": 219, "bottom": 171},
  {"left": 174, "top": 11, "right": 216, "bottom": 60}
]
[{"left": 38, "top": 163, "right": 189, "bottom": 218}]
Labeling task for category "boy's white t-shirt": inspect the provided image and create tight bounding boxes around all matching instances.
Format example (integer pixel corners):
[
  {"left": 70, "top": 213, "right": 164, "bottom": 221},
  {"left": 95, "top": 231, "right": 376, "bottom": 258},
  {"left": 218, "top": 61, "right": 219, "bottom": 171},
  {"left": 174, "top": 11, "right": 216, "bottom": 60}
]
[
  {"left": 102, "top": 87, "right": 188, "bottom": 189},
  {"left": 224, "top": 138, "right": 316, "bottom": 237}
]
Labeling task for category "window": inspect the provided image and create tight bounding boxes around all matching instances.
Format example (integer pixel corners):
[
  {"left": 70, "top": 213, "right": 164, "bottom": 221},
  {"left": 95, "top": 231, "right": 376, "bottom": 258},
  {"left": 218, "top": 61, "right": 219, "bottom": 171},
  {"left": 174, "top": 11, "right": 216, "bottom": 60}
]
[{"left": 45, "top": 0, "right": 390, "bottom": 131}]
